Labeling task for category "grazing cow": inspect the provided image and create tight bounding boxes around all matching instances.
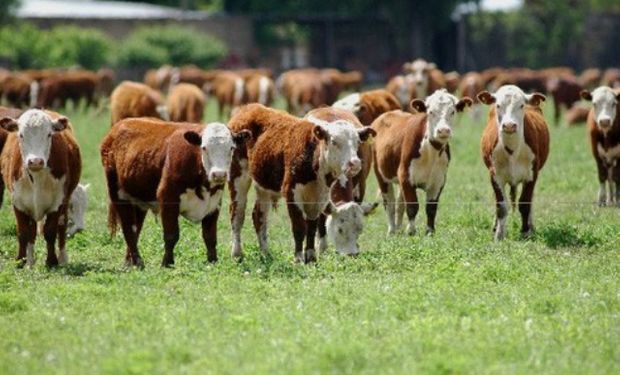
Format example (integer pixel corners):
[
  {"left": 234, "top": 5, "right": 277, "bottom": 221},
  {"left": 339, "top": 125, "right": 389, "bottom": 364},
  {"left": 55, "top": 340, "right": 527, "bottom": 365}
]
[
  {"left": 333, "top": 89, "right": 402, "bottom": 126},
  {"left": 372, "top": 90, "right": 472, "bottom": 235},
  {"left": 67, "top": 183, "right": 89, "bottom": 237},
  {"left": 243, "top": 74, "right": 275, "bottom": 107},
  {"left": 208, "top": 72, "right": 245, "bottom": 119},
  {"left": 478, "top": 85, "right": 549, "bottom": 240},
  {"left": 580, "top": 86, "right": 620, "bottom": 206},
  {"left": 547, "top": 75, "right": 584, "bottom": 126},
  {"left": 37, "top": 71, "right": 104, "bottom": 109},
  {"left": 0, "top": 109, "right": 81, "bottom": 267},
  {"left": 579, "top": 68, "right": 602, "bottom": 90},
  {"left": 101, "top": 118, "right": 250, "bottom": 267},
  {"left": 227, "top": 104, "right": 374, "bottom": 262},
  {"left": 166, "top": 83, "right": 206, "bottom": 123},
  {"left": 386, "top": 75, "right": 417, "bottom": 109},
  {"left": 110, "top": 81, "right": 168, "bottom": 125},
  {"left": 304, "top": 107, "right": 377, "bottom": 255},
  {"left": 277, "top": 69, "right": 325, "bottom": 115}
]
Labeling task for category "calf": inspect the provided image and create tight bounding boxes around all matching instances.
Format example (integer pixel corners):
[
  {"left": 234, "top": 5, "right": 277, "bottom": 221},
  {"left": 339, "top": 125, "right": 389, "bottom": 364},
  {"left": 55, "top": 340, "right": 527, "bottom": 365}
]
[
  {"left": 0, "top": 109, "right": 81, "bottom": 267},
  {"left": 372, "top": 89, "right": 472, "bottom": 235},
  {"left": 110, "top": 81, "right": 168, "bottom": 125},
  {"left": 0, "top": 106, "right": 24, "bottom": 208},
  {"left": 227, "top": 104, "right": 374, "bottom": 263},
  {"left": 402, "top": 59, "right": 445, "bottom": 98},
  {"left": 67, "top": 183, "right": 89, "bottom": 237},
  {"left": 166, "top": 83, "right": 206, "bottom": 123},
  {"left": 580, "top": 86, "right": 620, "bottom": 206},
  {"left": 100, "top": 118, "right": 250, "bottom": 267},
  {"left": 478, "top": 85, "right": 549, "bottom": 240}
]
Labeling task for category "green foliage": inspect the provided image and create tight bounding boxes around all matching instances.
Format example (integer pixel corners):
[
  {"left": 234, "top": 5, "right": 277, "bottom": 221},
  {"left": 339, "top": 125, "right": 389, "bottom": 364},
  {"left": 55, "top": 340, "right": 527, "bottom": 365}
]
[
  {"left": 0, "top": 0, "right": 20, "bottom": 23},
  {"left": 0, "top": 23, "right": 47, "bottom": 69},
  {"left": 117, "top": 25, "right": 227, "bottom": 68},
  {"left": 256, "top": 22, "right": 311, "bottom": 46}
]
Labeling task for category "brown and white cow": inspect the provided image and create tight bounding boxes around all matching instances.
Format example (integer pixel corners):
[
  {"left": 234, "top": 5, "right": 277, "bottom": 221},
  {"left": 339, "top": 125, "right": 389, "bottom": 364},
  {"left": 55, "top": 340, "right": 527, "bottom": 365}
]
[
  {"left": 0, "top": 109, "right": 81, "bottom": 267},
  {"left": 242, "top": 74, "right": 275, "bottom": 107},
  {"left": 166, "top": 83, "right": 206, "bottom": 123},
  {"left": 207, "top": 71, "right": 245, "bottom": 119},
  {"left": 402, "top": 59, "right": 445, "bottom": 99},
  {"left": 277, "top": 69, "right": 325, "bottom": 116},
  {"left": 385, "top": 74, "right": 416, "bottom": 109},
  {"left": 478, "top": 85, "right": 549, "bottom": 240},
  {"left": 110, "top": 81, "right": 168, "bottom": 125},
  {"left": 580, "top": 86, "right": 620, "bottom": 206},
  {"left": 0, "top": 106, "right": 24, "bottom": 208},
  {"left": 227, "top": 104, "right": 374, "bottom": 263},
  {"left": 332, "top": 89, "right": 402, "bottom": 126},
  {"left": 372, "top": 89, "right": 472, "bottom": 235},
  {"left": 100, "top": 118, "right": 250, "bottom": 267}
]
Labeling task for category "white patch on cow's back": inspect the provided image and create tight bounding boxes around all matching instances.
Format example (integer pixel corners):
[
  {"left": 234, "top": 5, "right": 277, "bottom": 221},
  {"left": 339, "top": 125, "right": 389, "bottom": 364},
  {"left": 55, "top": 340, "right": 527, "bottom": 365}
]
[
  {"left": 332, "top": 93, "right": 361, "bottom": 112},
  {"left": 12, "top": 171, "right": 67, "bottom": 222},
  {"left": 407, "top": 139, "right": 450, "bottom": 200},
  {"left": 492, "top": 142, "right": 536, "bottom": 187},
  {"left": 258, "top": 76, "right": 270, "bottom": 105},
  {"left": 179, "top": 187, "right": 223, "bottom": 223}
]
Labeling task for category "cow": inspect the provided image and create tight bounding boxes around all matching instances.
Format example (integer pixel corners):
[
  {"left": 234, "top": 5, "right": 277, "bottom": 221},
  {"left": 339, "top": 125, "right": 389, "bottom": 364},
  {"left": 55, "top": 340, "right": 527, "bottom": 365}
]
[
  {"left": 579, "top": 68, "right": 602, "bottom": 90},
  {"left": 478, "top": 85, "right": 549, "bottom": 240},
  {"left": 227, "top": 104, "right": 374, "bottom": 263},
  {"left": 277, "top": 69, "right": 325, "bottom": 115},
  {"left": 547, "top": 75, "right": 584, "bottom": 126},
  {"left": 242, "top": 74, "right": 275, "bottom": 107},
  {"left": 0, "top": 106, "right": 24, "bottom": 208},
  {"left": 372, "top": 89, "right": 472, "bottom": 235},
  {"left": 37, "top": 71, "right": 104, "bottom": 109},
  {"left": 402, "top": 59, "right": 445, "bottom": 98},
  {"left": 304, "top": 107, "right": 377, "bottom": 255},
  {"left": 333, "top": 89, "right": 402, "bottom": 126},
  {"left": 320, "top": 69, "right": 363, "bottom": 105},
  {"left": 100, "top": 118, "right": 250, "bottom": 267},
  {"left": 67, "top": 183, "right": 89, "bottom": 237},
  {"left": 0, "top": 109, "right": 81, "bottom": 267},
  {"left": 386, "top": 75, "right": 417, "bottom": 109},
  {"left": 207, "top": 71, "right": 245, "bottom": 119},
  {"left": 166, "top": 83, "right": 206, "bottom": 123},
  {"left": 110, "top": 81, "right": 168, "bottom": 125},
  {"left": 457, "top": 72, "right": 484, "bottom": 121},
  {"left": 580, "top": 86, "right": 620, "bottom": 206},
  {"left": 444, "top": 71, "right": 461, "bottom": 94},
  {"left": 0, "top": 73, "right": 34, "bottom": 108}
]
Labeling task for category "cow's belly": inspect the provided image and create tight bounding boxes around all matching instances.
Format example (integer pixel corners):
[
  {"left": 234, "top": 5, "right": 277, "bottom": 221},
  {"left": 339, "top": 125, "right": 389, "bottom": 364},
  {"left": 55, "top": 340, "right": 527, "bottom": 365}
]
[
  {"left": 179, "top": 188, "right": 223, "bottom": 223},
  {"left": 292, "top": 180, "right": 329, "bottom": 220},
  {"left": 408, "top": 153, "right": 449, "bottom": 199},
  {"left": 12, "top": 171, "right": 67, "bottom": 222},
  {"left": 493, "top": 144, "right": 535, "bottom": 187},
  {"left": 118, "top": 189, "right": 159, "bottom": 213}
]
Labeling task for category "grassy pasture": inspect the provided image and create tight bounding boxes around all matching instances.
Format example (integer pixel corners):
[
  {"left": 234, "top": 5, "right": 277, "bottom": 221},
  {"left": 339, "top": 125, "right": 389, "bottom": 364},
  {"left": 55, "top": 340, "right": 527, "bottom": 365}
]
[{"left": 0, "top": 97, "right": 618, "bottom": 374}]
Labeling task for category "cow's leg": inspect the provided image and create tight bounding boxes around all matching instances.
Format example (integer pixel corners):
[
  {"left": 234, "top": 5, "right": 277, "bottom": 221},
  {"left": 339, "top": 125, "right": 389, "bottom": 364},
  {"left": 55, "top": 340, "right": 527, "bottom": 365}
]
[
  {"left": 202, "top": 210, "right": 219, "bottom": 263},
  {"left": 553, "top": 100, "right": 560, "bottom": 126},
  {"left": 0, "top": 178, "right": 4, "bottom": 207},
  {"left": 492, "top": 177, "right": 509, "bottom": 241},
  {"left": 43, "top": 210, "right": 60, "bottom": 267},
  {"left": 305, "top": 218, "right": 318, "bottom": 264},
  {"left": 395, "top": 188, "right": 405, "bottom": 230},
  {"left": 115, "top": 203, "right": 144, "bottom": 268},
  {"left": 316, "top": 213, "right": 328, "bottom": 253},
  {"left": 229, "top": 159, "right": 251, "bottom": 259},
  {"left": 613, "top": 165, "right": 620, "bottom": 204},
  {"left": 286, "top": 202, "right": 306, "bottom": 263},
  {"left": 399, "top": 181, "right": 419, "bottom": 236},
  {"left": 425, "top": 186, "right": 444, "bottom": 235},
  {"left": 378, "top": 177, "right": 397, "bottom": 235},
  {"left": 595, "top": 158, "right": 607, "bottom": 206},
  {"left": 14, "top": 208, "right": 36, "bottom": 268},
  {"left": 252, "top": 187, "right": 273, "bottom": 257},
  {"left": 56, "top": 204, "right": 69, "bottom": 265},
  {"left": 160, "top": 202, "right": 180, "bottom": 267},
  {"left": 519, "top": 179, "right": 537, "bottom": 238},
  {"left": 607, "top": 166, "right": 617, "bottom": 206}
]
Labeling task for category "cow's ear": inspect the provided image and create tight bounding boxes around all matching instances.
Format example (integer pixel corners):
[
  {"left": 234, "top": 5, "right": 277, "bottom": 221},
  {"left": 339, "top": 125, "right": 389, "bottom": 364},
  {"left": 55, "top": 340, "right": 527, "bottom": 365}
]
[
  {"left": 580, "top": 90, "right": 592, "bottom": 101},
  {"left": 0, "top": 117, "right": 18, "bottom": 132},
  {"left": 477, "top": 91, "right": 496, "bottom": 105},
  {"left": 358, "top": 127, "right": 376, "bottom": 142},
  {"left": 52, "top": 117, "right": 68, "bottom": 132},
  {"left": 409, "top": 99, "right": 427, "bottom": 113},
  {"left": 232, "top": 129, "right": 251, "bottom": 146},
  {"left": 526, "top": 92, "right": 546, "bottom": 107},
  {"left": 456, "top": 97, "right": 473, "bottom": 112},
  {"left": 184, "top": 131, "right": 201, "bottom": 146},
  {"left": 313, "top": 125, "right": 330, "bottom": 141}
]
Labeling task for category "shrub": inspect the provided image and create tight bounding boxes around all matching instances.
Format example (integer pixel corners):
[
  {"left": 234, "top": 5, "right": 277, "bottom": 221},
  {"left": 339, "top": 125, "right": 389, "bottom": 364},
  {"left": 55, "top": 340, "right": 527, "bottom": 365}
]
[
  {"left": 47, "top": 26, "right": 113, "bottom": 70},
  {"left": 0, "top": 23, "right": 48, "bottom": 69},
  {"left": 116, "top": 25, "right": 227, "bottom": 69}
]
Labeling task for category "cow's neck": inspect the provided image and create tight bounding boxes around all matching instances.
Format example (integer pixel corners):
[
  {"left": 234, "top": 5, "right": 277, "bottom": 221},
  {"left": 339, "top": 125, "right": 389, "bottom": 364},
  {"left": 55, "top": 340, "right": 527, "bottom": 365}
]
[
  {"left": 499, "top": 131, "right": 523, "bottom": 156},
  {"left": 315, "top": 143, "right": 335, "bottom": 187},
  {"left": 423, "top": 127, "right": 448, "bottom": 157}
]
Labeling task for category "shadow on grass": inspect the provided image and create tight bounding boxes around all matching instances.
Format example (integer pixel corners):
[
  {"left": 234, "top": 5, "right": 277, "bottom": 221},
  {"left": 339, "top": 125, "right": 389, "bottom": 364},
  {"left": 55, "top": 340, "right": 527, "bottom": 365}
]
[
  {"left": 54, "top": 262, "right": 125, "bottom": 277},
  {"left": 535, "top": 223, "right": 602, "bottom": 249}
]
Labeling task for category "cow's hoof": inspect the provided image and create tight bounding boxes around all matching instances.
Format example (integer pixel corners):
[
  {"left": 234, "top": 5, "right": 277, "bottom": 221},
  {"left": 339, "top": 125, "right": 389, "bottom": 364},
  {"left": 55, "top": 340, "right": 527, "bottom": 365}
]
[
  {"left": 294, "top": 252, "right": 305, "bottom": 263},
  {"left": 46, "top": 257, "right": 59, "bottom": 268},
  {"left": 305, "top": 249, "right": 317, "bottom": 264},
  {"left": 425, "top": 227, "right": 435, "bottom": 236}
]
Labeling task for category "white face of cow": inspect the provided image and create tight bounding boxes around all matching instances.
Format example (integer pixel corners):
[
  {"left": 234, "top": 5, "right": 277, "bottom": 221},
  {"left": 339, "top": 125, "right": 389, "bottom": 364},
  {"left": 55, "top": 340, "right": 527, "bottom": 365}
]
[
  {"left": 0, "top": 109, "right": 68, "bottom": 172},
  {"left": 477, "top": 85, "right": 545, "bottom": 138},
  {"left": 327, "top": 202, "right": 363, "bottom": 256},
  {"left": 582, "top": 86, "right": 619, "bottom": 132},
  {"left": 410, "top": 89, "right": 473, "bottom": 145},
  {"left": 406, "top": 59, "right": 434, "bottom": 95},
  {"left": 332, "top": 93, "right": 361, "bottom": 114},
  {"left": 184, "top": 123, "right": 250, "bottom": 186},
  {"left": 307, "top": 117, "right": 375, "bottom": 178}
]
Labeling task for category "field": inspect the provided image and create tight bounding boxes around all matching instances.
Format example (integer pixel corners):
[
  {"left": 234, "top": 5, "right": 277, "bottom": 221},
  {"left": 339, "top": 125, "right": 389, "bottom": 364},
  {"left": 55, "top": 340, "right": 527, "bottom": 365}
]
[{"left": 0, "top": 98, "right": 618, "bottom": 374}]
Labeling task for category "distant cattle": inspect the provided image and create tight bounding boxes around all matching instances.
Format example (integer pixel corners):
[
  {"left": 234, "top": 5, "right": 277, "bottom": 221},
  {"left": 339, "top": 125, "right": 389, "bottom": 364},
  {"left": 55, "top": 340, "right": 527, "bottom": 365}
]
[
  {"left": 457, "top": 72, "right": 484, "bottom": 120},
  {"left": 564, "top": 104, "right": 591, "bottom": 126},
  {"left": 579, "top": 68, "right": 602, "bottom": 90},
  {"left": 478, "top": 85, "right": 549, "bottom": 240},
  {"left": 0, "top": 109, "right": 81, "bottom": 267},
  {"left": 580, "top": 86, "right": 620, "bottom": 206},
  {"left": 402, "top": 59, "right": 445, "bottom": 98},
  {"left": 0, "top": 73, "right": 34, "bottom": 108},
  {"left": 101, "top": 118, "right": 250, "bottom": 267},
  {"left": 110, "top": 81, "right": 168, "bottom": 125},
  {"left": 37, "top": 71, "right": 99, "bottom": 109},
  {"left": 333, "top": 89, "right": 402, "bottom": 126},
  {"left": 601, "top": 68, "right": 620, "bottom": 88},
  {"left": 207, "top": 71, "right": 245, "bottom": 119},
  {"left": 166, "top": 83, "right": 206, "bottom": 123},
  {"left": 277, "top": 69, "right": 325, "bottom": 115},
  {"left": 547, "top": 75, "right": 584, "bottom": 125},
  {"left": 242, "top": 74, "right": 275, "bottom": 107},
  {"left": 372, "top": 90, "right": 472, "bottom": 235},
  {"left": 227, "top": 104, "right": 374, "bottom": 262},
  {"left": 386, "top": 75, "right": 416, "bottom": 109}
]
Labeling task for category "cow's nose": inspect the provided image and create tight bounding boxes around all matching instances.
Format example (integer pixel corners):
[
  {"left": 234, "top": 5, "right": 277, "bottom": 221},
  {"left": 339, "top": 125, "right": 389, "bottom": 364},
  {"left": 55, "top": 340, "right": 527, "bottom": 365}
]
[
  {"left": 210, "top": 170, "right": 228, "bottom": 184},
  {"left": 599, "top": 119, "right": 612, "bottom": 129},
  {"left": 502, "top": 122, "right": 518, "bottom": 133},
  {"left": 27, "top": 158, "right": 45, "bottom": 171},
  {"left": 347, "top": 158, "right": 362, "bottom": 175},
  {"left": 436, "top": 127, "right": 451, "bottom": 138}
]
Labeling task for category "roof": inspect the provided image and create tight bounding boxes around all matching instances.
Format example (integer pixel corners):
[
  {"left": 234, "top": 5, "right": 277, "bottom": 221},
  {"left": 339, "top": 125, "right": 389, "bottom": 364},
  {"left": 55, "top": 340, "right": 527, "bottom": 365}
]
[{"left": 16, "top": 0, "right": 214, "bottom": 20}]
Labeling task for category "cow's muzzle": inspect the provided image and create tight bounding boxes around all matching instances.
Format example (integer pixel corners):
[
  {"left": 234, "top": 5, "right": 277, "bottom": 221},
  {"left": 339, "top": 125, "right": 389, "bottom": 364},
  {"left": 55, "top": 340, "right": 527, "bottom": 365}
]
[{"left": 27, "top": 158, "right": 45, "bottom": 172}]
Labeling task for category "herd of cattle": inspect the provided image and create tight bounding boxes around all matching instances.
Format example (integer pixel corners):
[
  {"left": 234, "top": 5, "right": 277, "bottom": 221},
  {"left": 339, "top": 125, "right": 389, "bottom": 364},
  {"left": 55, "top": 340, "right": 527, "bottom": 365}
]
[{"left": 0, "top": 58, "right": 618, "bottom": 267}]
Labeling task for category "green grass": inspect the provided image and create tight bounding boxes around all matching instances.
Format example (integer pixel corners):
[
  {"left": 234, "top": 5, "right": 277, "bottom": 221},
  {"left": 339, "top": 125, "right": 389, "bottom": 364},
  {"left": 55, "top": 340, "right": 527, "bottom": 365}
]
[{"left": 0, "top": 97, "right": 618, "bottom": 375}]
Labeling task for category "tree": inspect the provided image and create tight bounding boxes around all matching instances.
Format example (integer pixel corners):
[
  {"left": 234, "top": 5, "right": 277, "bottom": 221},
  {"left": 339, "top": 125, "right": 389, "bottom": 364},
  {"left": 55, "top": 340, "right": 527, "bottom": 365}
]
[{"left": 0, "top": 0, "right": 20, "bottom": 23}]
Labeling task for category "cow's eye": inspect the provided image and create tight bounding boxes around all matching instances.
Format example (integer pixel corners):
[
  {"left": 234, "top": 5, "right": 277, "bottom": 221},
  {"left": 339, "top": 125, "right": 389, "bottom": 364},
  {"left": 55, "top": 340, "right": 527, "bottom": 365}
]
[
  {"left": 331, "top": 140, "right": 338, "bottom": 147},
  {"left": 201, "top": 146, "right": 206, "bottom": 151},
  {"left": 520, "top": 104, "right": 524, "bottom": 109},
  {"left": 19, "top": 134, "right": 23, "bottom": 139},
  {"left": 48, "top": 133, "right": 52, "bottom": 138}
]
